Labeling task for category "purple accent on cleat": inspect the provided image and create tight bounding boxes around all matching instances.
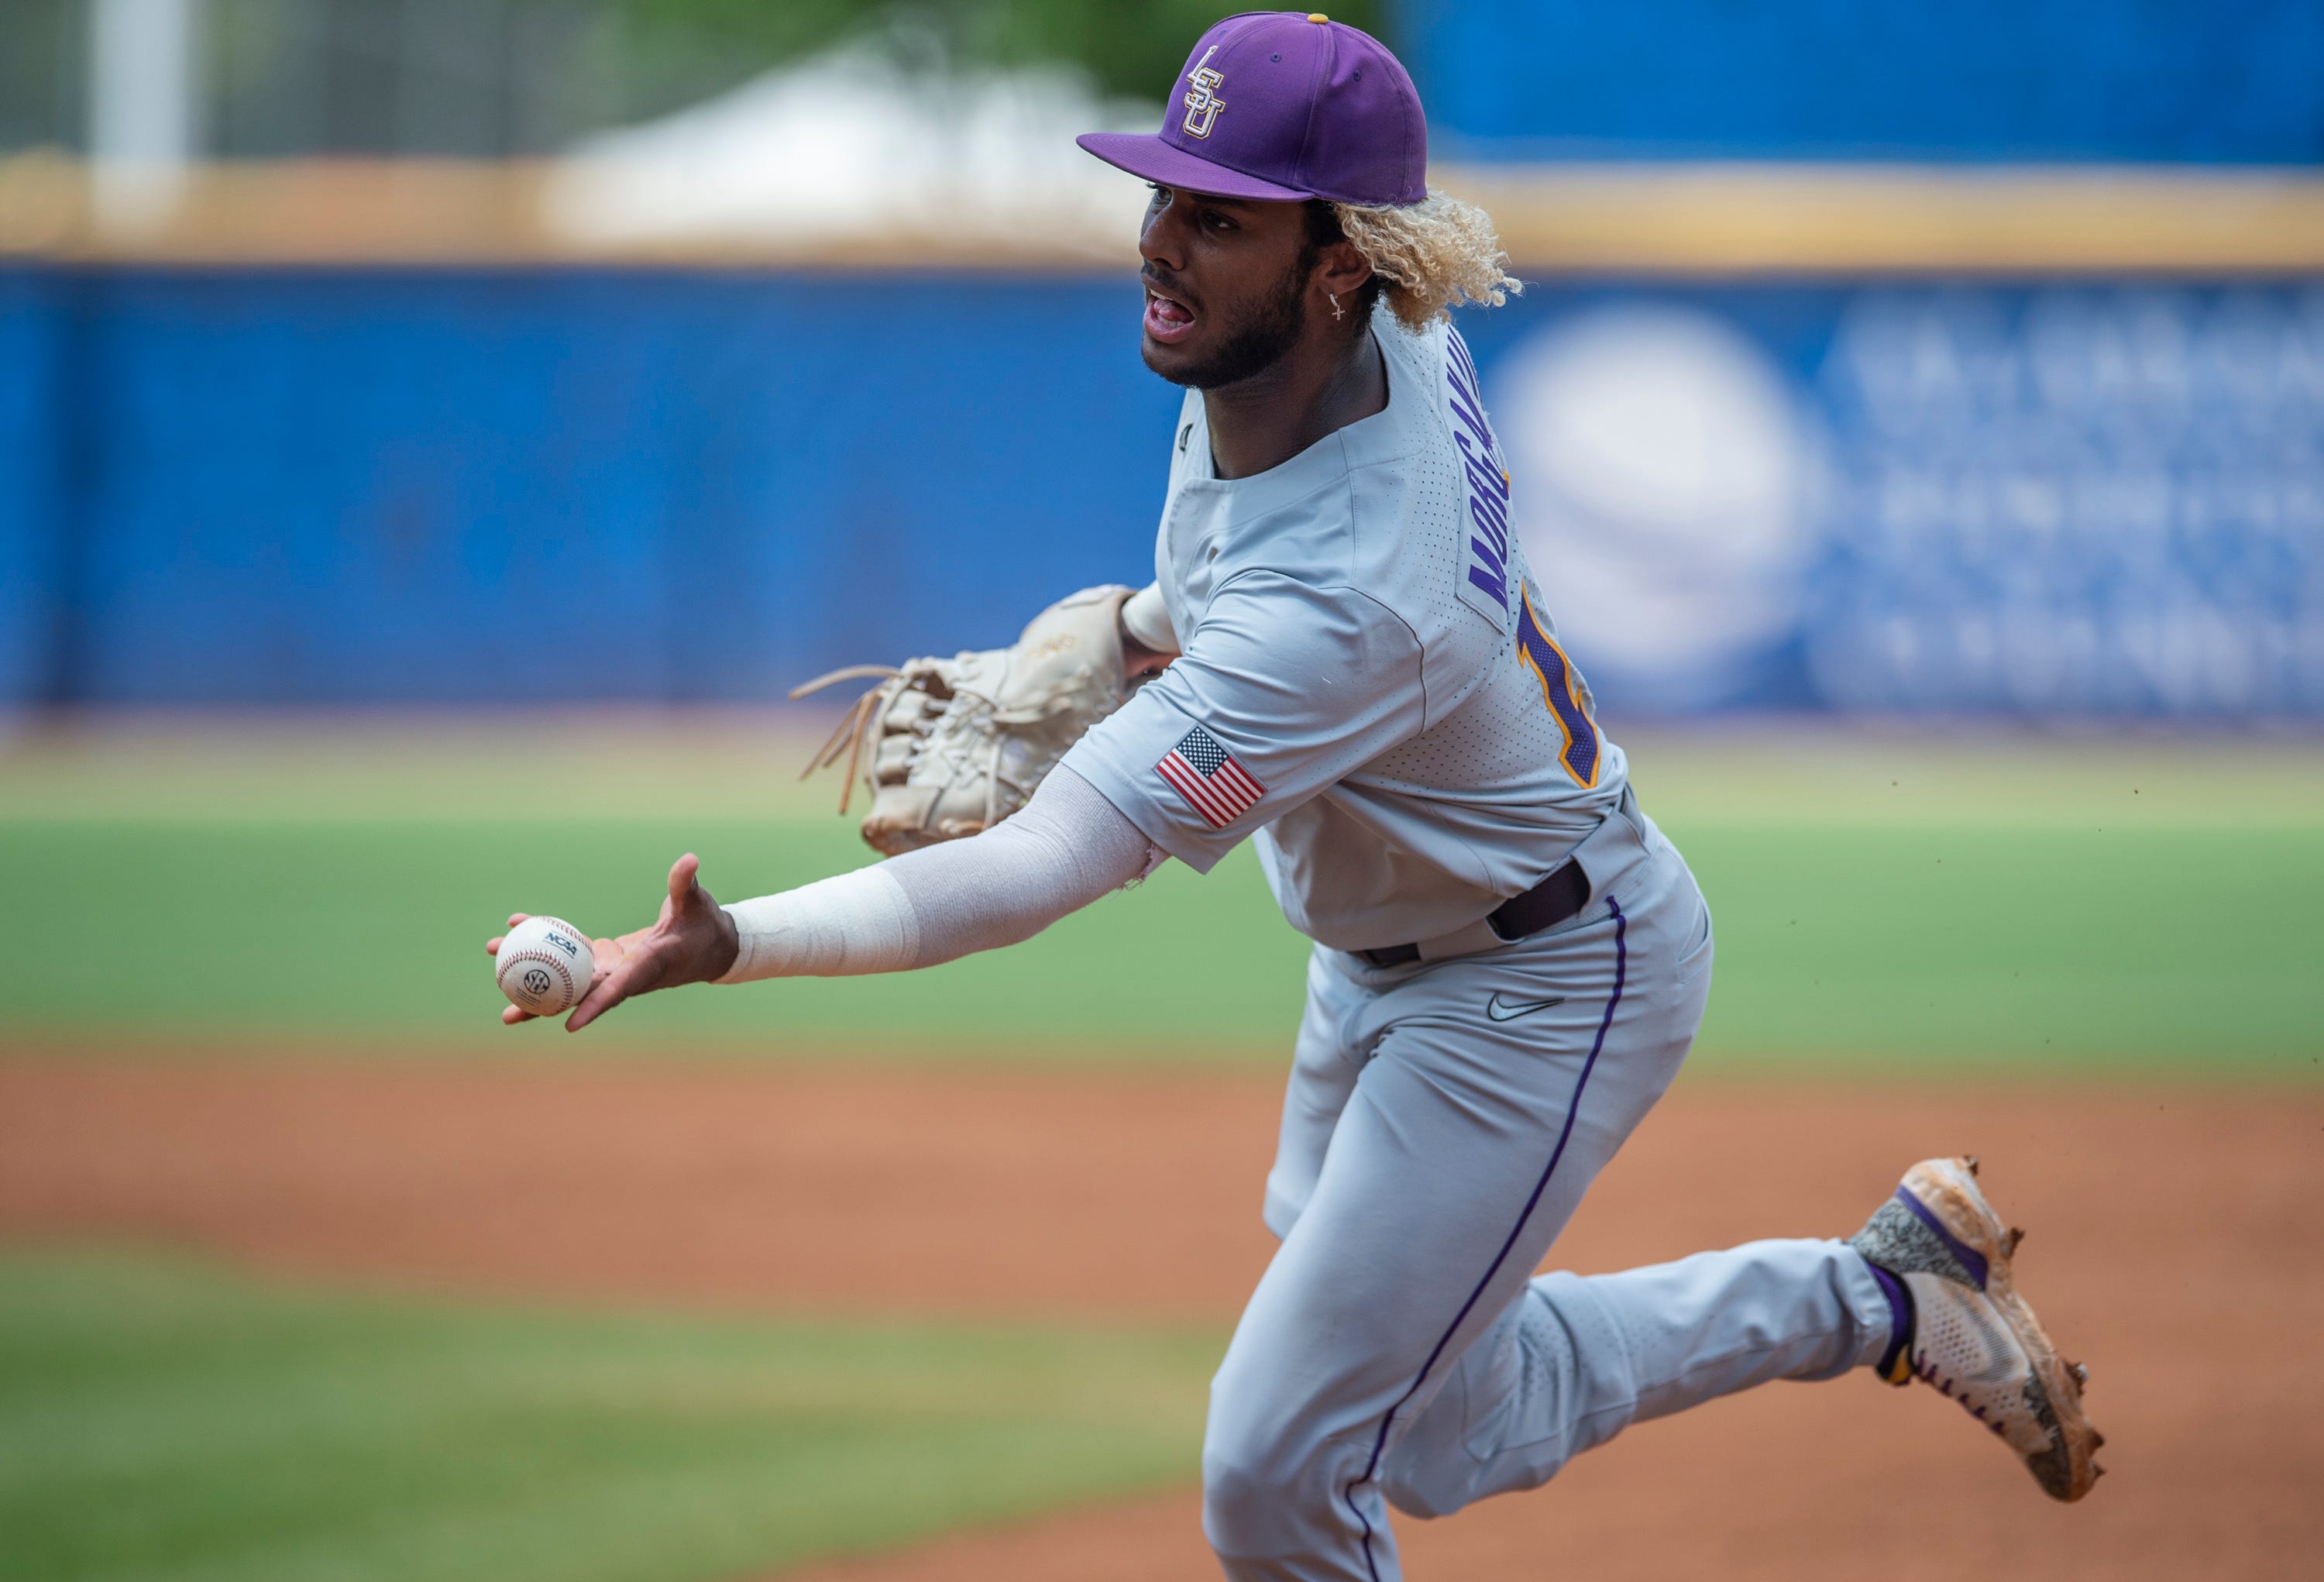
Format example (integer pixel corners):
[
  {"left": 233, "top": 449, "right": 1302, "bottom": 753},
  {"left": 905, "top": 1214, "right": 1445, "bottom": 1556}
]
[
  {"left": 1893, "top": 1185, "right": 1990, "bottom": 1289},
  {"left": 1866, "top": 1260, "right": 1913, "bottom": 1381}
]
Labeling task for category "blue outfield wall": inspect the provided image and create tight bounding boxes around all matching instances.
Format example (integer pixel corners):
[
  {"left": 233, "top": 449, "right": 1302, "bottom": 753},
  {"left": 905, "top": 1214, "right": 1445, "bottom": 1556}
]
[
  {"left": 1395, "top": 0, "right": 2324, "bottom": 162},
  {"left": 0, "top": 270, "right": 68, "bottom": 710},
  {"left": 3, "top": 266, "right": 2322, "bottom": 717},
  {"left": 0, "top": 268, "right": 1182, "bottom": 705}
]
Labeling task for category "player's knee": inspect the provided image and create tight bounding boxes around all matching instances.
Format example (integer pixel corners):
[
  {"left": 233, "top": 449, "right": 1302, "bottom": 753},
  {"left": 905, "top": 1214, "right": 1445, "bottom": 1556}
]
[
  {"left": 1379, "top": 1403, "right": 1576, "bottom": 1521},
  {"left": 1201, "top": 1439, "right": 1303, "bottom": 1554},
  {"left": 1201, "top": 1406, "right": 1333, "bottom": 1559},
  {"left": 1199, "top": 1458, "right": 1266, "bottom": 1553},
  {"left": 1380, "top": 1459, "right": 1470, "bottom": 1521}
]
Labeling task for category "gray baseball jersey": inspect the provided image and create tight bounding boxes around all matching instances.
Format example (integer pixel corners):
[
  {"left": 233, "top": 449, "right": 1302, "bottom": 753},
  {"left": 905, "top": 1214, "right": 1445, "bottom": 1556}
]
[{"left": 1060, "top": 306, "right": 1629, "bottom": 951}]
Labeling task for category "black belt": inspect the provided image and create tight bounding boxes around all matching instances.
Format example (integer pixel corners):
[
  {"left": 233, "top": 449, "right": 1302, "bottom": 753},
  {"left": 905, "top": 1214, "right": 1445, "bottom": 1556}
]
[{"left": 1357, "top": 856, "right": 1591, "bottom": 970}]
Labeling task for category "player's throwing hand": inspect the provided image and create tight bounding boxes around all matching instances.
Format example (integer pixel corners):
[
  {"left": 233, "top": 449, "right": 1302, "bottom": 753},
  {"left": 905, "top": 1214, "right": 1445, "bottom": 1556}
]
[{"left": 486, "top": 853, "right": 739, "bottom": 1031}]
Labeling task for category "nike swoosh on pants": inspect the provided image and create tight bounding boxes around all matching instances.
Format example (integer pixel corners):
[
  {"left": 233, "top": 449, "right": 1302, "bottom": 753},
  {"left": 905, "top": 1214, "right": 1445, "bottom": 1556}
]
[{"left": 1486, "top": 992, "right": 1566, "bottom": 1022}]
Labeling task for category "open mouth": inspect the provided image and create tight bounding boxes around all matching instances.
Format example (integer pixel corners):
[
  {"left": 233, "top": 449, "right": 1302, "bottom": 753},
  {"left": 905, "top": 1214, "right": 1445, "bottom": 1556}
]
[{"left": 1143, "top": 286, "right": 1198, "bottom": 345}]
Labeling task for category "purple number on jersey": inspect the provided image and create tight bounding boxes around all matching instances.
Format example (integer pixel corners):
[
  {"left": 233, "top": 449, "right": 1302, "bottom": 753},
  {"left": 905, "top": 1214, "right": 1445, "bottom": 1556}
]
[{"left": 1515, "top": 590, "right": 1601, "bottom": 789}]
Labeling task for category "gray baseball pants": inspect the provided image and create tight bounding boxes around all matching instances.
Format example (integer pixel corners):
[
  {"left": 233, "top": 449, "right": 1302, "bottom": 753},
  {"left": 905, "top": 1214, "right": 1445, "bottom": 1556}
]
[{"left": 1202, "top": 804, "right": 1896, "bottom": 1581}]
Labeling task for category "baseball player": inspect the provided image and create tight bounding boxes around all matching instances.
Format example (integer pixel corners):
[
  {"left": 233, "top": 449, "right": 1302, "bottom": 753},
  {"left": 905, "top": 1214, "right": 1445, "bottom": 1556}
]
[{"left": 490, "top": 15, "right": 2102, "bottom": 1579}]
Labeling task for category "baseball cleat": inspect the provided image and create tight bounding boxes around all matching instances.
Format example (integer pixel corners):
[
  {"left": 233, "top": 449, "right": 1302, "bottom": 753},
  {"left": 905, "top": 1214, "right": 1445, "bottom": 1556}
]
[{"left": 1851, "top": 1155, "right": 2105, "bottom": 1501}]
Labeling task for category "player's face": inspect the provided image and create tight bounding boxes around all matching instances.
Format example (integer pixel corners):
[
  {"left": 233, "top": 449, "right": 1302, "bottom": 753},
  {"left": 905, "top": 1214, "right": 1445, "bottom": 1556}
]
[{"left": 1137, "top": 184, "right": 1315, "bottom": 390}]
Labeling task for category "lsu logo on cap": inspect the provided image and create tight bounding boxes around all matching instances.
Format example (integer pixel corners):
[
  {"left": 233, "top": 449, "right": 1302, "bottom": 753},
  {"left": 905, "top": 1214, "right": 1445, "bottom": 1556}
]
[{"left": 1181, "top": 46, "right": 1226, "bottom": 138}]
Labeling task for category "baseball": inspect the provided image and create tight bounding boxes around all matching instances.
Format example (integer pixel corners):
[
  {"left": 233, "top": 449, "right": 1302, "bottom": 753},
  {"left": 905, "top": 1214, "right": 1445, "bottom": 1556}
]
[{"left": 495, "top": 915, "right": 597, "bottom": 1016}]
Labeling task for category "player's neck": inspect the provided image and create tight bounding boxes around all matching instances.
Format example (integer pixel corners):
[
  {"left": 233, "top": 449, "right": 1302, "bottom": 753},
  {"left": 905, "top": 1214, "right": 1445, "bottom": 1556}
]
[{"left": 1203, "top": 326, "right": 1386, "bottom": 481}]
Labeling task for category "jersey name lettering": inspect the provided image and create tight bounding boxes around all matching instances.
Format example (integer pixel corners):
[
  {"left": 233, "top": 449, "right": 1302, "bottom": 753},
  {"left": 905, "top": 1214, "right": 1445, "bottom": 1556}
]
[{"left": 1446, "top": 330, "right": 1511, "bottom": 619}]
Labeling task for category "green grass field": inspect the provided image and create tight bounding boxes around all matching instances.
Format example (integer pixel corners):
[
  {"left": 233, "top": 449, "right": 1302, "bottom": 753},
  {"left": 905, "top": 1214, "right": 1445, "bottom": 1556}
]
[
  {"left": 0, "top": 1249, "right": 1215, "bottom": 1582},
  {"left": 1, "top": 719, "right": 2318, "bottom": 1582},
  {"left": 1, "top": 719, "right": 2319, "bottom": 1071}
]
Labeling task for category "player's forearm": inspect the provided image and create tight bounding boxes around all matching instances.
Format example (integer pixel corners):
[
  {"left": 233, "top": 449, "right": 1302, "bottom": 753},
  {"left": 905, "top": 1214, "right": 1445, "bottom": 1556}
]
[
  {"left": 717, "top": 767, "right": 1157, "bottom": 982},
  {"left": 717, "top": 865, "right": 920, "bottom": 978}
]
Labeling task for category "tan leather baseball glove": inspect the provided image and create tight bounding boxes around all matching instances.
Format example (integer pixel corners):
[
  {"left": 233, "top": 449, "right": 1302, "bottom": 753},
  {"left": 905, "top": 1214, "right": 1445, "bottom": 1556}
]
[{"left": 791, "top": 585, "right": 1137, "bottom": 855}]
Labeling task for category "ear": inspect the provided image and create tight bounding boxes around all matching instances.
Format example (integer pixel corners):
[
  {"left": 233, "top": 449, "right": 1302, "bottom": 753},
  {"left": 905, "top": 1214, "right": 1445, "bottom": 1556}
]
[{"left": 1311, "top": 237, "right": 1373, "bottom": 305}]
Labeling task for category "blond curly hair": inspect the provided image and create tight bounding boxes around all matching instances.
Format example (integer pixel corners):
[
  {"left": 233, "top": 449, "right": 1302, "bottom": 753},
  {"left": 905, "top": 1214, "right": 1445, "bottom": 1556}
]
[{"left": 1329, "top": 187, "right": 1522, "bottom": 331}]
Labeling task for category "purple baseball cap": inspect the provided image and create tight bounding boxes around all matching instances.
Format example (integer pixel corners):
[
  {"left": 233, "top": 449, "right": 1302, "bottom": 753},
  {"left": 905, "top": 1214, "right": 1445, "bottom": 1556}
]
[{"left": 1077, "top": 12, "right": 1426, "bottom": 208}]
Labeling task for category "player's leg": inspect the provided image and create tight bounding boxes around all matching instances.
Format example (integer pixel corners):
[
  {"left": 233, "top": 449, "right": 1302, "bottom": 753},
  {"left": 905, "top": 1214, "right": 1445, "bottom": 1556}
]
[
  {"left": 1382, "top": 1154, "right": 2106, "bottom": 1515},
  {"left": 1380, "top": 1237, "right": 1895, "bottom": 1518},
  {"left": 1200, "top": 828, "right": 1711, "bottom": 1582}
]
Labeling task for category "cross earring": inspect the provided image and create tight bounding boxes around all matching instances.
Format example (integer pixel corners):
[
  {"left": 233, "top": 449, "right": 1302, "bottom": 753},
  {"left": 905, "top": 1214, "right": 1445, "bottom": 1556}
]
[{"left": 1329, "top": 292, "right": 1344, "bottom": 321}]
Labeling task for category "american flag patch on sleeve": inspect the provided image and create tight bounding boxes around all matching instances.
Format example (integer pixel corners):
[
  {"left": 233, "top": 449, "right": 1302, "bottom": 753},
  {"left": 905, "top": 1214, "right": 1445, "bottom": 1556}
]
[{"left": 1156, "top": 726, "right": 1265, "bottom": 828}]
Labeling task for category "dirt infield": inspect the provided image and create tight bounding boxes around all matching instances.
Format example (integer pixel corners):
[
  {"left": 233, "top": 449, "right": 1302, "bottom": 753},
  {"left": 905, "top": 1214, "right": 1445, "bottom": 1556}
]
[{"left": 2, "top": 1056, "right": 2318, "bottom": 1580}]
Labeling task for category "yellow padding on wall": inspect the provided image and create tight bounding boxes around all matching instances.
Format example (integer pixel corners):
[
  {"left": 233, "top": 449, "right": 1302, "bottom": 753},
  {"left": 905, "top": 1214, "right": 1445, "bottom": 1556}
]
[
  {"left": 1447, "top": 163, "right": 2324, "bottom": 275},
  {"left": 5, "top": 154, "right": 2322, "bottom": 274}
]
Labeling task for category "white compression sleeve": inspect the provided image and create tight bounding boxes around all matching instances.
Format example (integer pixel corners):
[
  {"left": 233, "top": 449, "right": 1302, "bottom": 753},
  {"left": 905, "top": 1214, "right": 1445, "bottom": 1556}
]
[{"left": 716, "top": 766, "right": 1160, "bottom": 982}]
